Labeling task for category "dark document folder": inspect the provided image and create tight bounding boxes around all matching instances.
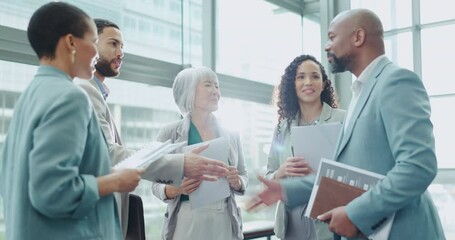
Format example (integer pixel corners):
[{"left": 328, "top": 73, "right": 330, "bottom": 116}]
[
  {"left": 306, "top": 159, "right": 394, "bottom": 239},
  {"left": 309, "top": 176, "right": 366, "bottom": 219}
]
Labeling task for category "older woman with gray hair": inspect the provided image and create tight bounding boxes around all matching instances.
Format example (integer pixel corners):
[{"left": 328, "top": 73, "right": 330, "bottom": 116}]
[{"left": 151, "top": 66, "right": 248, "bottom": 240}]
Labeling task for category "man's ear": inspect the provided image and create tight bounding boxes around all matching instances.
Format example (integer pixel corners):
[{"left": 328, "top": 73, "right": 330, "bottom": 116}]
[{"left": 353, "top": 28, "right": 366, "bottom": 47}]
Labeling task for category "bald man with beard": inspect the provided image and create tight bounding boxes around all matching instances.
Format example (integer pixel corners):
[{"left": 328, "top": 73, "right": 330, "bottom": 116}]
[{"left": 250, "top": 9, "right": 445, "bottom": 240}]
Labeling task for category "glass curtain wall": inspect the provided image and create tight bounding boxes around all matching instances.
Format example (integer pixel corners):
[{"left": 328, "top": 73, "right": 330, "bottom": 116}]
[{"left": 216, "top": 0, "right": 303, "bottom": 86}]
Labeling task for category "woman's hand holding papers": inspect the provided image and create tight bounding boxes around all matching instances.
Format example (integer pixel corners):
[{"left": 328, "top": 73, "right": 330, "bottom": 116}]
[
  {"left": 227, "top": 166, "right": 242, "bottom": 191},
  {"left": 179, "top": 178, "right": 202, "bottom": 195},
  {"left": 274, "top": 157, "right": 313, "bottom": 180},
  {"left": 183, "top": 144, "right": 229, "bottom": 181},
  {"left": 164, "top": 178, "right": 202, "bottom": 199}
]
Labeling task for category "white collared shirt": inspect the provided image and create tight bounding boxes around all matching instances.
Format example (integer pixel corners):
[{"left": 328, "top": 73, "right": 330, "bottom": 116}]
[{"left": 344, "top": 55, "right": 387, "bottom": 132}]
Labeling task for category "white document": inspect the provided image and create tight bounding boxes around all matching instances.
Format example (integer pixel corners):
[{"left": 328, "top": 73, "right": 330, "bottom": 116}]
[
  {"left": 368, "top": 213, "right": 395, "bottom": 240},
  {"left": 291, "top": 122, "right": 342, "bottom": 172},
  {"left": 113, "top": 140, "right": 186, "bottom": 170},
  {"left": 182, "top": 137, "right": 230, "bottom": 209},
  {"left": 306, "top": 158, "right": 394, "bottom": 240}
]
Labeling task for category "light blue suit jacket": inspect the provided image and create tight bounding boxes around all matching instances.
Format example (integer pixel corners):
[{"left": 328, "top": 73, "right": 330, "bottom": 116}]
[
  {"left": 283, "top": 57, "right": 445, "bottom": 239},
  {"left": 0, "top": 66, "right": 121, "bottom": 240}
]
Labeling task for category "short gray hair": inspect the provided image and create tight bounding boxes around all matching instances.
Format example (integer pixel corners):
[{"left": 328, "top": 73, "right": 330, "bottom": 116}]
[{"left": 173, "top": 66, "right": 218, "bottom": 115}]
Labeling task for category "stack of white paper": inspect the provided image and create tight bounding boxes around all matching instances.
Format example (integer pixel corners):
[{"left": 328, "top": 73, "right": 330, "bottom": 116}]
[
  {"left": 113, "top": 140, "right": 186, "bottom": 170},
  {"left": 291, "top": 122, "right": 342, "bottom": 171},
  {"left": 182, "top": 137, "right": 231, "bottom": 209}
]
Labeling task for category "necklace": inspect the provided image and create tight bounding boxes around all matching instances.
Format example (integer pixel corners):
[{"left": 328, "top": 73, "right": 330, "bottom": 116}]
[{"left": 298, "top": 117, "right": 319, "bottom": 126}]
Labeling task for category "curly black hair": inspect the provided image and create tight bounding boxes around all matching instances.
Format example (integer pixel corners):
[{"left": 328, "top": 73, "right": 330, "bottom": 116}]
[{"left": 274, "top": 54, "right": 338, "bottom": 134}]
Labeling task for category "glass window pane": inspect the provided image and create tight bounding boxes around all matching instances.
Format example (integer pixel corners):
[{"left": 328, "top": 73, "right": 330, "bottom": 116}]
[
  {"left": 430, "top": 96, "right": 455, "bottom": 169},
  {"left": 0, "top": 60, "right": 36, "bottom": 93},
  {"left": 428, "top": 183, "right": 455, "bottom": 239},
  {"left": 183, "top": 0, "right": 203, "bottom": 66},
  {"left": 106, "top": 79, "right": 180, "bottom": 149},
  {"left": 384, "top": 31, "right": 413, "bottom": 71},
  {"left": 302, "top": 15, "right": 322, "bottom": 61},
  {"left": 421, "top": 0, "right": 455, "bottom": 24},
  {"left": 217, "top": 0, "right": 302, "bottom": 85},
  {"left": 0, "top": 60, "right": 36, "bottom": 146},
  {"left": 0, "top": 0, "right": 42, "bottom": 30},
  {"left": 215, "top": 96, "right": 277, "bottom": 224},
  {"left": 0, "top": 1, "right": 196, "bottom": 64},
  {"left": 350, "top": 0, "right": 412, "bottom": 31},
  {"left": 421, "top": 25, "right": 455, "bottom": 95},
  {"left": 85, "top": 0, "right": 183, "bottom": 63}
]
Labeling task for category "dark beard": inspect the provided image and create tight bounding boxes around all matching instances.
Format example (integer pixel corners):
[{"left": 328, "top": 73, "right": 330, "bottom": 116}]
[
  {"left": 95, "top": 57, "right": 119, "bottom": 78},
  {"left": 328, "top": 53, "right": 350, "bottom": 73}
]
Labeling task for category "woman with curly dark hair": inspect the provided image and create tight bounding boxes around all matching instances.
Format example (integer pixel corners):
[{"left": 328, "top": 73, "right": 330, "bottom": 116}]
[{"left": 265, "top": 54, "right": 345, "bottom": 240}]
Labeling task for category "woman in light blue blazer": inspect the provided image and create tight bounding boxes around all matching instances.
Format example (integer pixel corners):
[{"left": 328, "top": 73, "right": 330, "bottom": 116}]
[
  {"left": 0, "top": 3, "right": 142, "bottom": 240},
  {"left": 266, "top": 54, "right": 345, "bottom": 240},
  {"left": 151, "top": 66, "right": 248, "bottom": 240}
]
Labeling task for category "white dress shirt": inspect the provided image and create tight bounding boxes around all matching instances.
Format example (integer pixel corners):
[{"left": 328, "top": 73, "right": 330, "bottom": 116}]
[{"left": 344, "top": 55, "right": 387, "bottom": 132}]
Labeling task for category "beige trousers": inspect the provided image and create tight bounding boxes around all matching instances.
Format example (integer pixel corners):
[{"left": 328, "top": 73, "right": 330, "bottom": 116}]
[{"left": 173, "top": 200, "right": 233, "bottom": 240}]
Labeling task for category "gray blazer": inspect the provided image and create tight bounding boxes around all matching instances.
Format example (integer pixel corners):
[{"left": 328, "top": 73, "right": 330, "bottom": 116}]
[
  {"left": 283, "top": 57, "right": 445, "bottom": 239},
  {"left": 77, "top": 78, "right": 185, "bottom": 237},
  {"left": 1, "top": 66, "right": 121, "bottom": 240},
  {"left": 265, "top": 102, "right": 345, "bottom": 239},
  {"left": 151, "top": 115, "right": 248, "bottom": 240}
]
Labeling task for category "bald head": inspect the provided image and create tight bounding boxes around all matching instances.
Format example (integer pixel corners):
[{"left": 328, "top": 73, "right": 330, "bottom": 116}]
[{"left": 334, "top": 9, "right": 384, "bottom": 39}]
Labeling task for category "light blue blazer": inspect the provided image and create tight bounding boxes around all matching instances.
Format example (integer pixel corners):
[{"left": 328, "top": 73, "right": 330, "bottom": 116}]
[
  {"left": 0, "top": 66, "right": 121, "bottom": 240},
  {"left": 282, "top": 57, "right": 445, "bottom": 239}
]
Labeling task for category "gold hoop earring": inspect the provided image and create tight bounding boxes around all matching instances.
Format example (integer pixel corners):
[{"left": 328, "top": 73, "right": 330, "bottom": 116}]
[{"left": 71, "top": 49, "right": 76, "bottom": 64}]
